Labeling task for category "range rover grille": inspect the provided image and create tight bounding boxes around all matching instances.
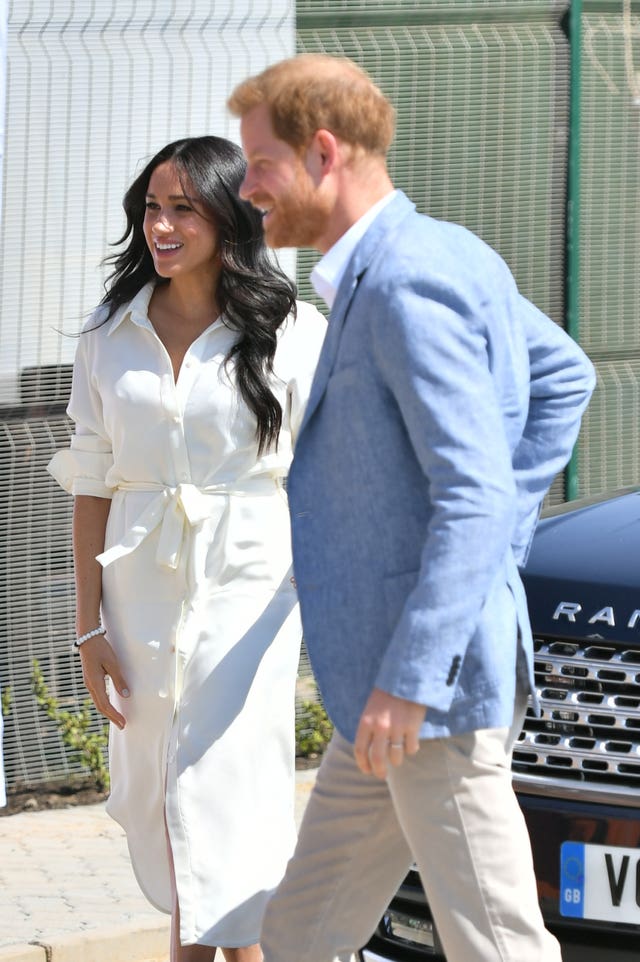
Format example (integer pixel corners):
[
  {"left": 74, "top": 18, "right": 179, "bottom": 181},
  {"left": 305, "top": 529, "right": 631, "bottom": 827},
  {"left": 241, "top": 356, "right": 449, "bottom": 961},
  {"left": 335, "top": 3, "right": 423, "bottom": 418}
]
[{"left": 513, "top": 637, "right": 640, "bottom": 788}]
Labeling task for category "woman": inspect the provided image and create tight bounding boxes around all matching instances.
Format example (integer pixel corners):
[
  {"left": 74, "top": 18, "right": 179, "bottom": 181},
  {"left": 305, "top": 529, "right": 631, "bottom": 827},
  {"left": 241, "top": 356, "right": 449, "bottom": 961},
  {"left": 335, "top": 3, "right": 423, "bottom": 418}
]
[{"left": 48, "top": 136, "right": 326, "bottom": 962}]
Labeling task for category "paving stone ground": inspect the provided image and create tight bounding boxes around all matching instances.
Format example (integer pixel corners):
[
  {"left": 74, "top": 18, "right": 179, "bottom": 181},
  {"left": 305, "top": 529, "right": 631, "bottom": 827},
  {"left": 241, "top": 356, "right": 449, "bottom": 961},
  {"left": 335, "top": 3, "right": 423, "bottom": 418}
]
[{"left": 0, "top": 768, "right": 318, "bottom": 962}]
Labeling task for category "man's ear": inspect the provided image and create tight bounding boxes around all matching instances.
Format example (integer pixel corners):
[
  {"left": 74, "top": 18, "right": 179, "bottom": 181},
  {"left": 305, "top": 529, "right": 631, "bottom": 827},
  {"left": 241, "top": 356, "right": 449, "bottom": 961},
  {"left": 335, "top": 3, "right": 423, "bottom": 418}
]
[{"left": 307, "top": 128, "right": 339, "bottom": 179}]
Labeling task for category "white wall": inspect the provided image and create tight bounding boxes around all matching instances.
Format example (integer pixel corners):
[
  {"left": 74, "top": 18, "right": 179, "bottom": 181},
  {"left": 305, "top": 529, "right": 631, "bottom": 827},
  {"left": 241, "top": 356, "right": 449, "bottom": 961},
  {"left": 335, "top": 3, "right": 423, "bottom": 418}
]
[
  {"left": 0, "top": 0, "right": 6, "bottom": 808},
  {"left": 0, "top": 0, "right": 295, "bottom": 405}
]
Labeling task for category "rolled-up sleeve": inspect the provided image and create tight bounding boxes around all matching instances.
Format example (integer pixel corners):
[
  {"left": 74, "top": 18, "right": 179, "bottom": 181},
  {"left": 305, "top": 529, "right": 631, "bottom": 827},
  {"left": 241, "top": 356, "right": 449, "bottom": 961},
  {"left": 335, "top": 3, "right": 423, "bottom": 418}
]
[
  {"left": 47, "top": 320, "right": 114, "bottom": 499},
  {"left": 48, "top": 434, "right": 114, "bottom": 498}
]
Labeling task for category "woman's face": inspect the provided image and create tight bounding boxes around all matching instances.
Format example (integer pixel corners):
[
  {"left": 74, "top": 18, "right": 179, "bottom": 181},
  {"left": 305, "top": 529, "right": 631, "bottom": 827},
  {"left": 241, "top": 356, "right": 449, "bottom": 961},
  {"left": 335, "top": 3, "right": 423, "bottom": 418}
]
[{"left": 143, "top": 161, "right": 220, "bottom": 282}]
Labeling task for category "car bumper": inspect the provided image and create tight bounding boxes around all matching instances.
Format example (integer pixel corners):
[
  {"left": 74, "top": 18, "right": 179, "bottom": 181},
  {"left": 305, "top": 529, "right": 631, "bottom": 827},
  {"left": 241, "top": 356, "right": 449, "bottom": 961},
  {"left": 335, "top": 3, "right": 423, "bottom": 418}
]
[
  {"left": 362, "top": 789, "right": 640, "bottom": 961},
  {"left": 518, "top": 789, "right": 640, "bottom": 936}
]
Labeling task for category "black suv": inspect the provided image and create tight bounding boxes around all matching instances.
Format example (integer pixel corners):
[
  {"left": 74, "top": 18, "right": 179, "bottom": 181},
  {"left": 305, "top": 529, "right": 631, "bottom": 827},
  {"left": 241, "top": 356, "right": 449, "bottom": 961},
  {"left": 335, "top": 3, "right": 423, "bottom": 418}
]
[{"left": 363, "top": 490, "right": 640, "bottom": 961}]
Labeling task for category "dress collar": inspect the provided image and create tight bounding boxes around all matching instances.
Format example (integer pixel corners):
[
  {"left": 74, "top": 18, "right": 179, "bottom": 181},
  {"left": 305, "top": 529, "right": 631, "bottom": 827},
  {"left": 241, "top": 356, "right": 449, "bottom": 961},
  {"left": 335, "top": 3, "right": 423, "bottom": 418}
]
[{"left": 106, "top": 282, "right": 156, "bottom": 336}]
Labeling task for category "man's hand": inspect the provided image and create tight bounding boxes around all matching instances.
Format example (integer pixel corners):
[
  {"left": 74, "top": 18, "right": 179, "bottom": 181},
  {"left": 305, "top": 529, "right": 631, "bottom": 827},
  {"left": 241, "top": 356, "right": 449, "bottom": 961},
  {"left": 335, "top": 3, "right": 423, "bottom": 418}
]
[
  {"left": 354, "top": 688, "right": 426, "bottom": 779},
  {"left": 79, "top": 634, "right": 130, "bottom": 730}
]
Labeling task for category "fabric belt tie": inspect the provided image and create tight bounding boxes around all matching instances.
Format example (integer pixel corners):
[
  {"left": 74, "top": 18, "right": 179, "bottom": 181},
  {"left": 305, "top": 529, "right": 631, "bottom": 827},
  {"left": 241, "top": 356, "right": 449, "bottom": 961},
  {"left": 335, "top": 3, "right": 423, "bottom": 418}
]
[{"left": 96, "top": 478, "right": 279, "bottom": 571}]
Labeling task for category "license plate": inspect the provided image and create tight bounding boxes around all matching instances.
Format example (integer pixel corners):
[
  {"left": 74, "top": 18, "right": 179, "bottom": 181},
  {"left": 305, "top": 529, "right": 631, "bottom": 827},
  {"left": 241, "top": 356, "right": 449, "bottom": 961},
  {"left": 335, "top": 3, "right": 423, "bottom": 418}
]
[{"left": 560, "top": 840, "right": 640, "bottom": 924}]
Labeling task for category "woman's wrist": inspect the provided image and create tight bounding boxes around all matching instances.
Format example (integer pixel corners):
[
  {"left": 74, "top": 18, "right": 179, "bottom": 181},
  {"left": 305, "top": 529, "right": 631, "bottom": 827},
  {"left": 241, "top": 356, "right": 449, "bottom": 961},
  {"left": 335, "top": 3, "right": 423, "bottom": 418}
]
[
  {"left": 76, "top": 608, "right": 103, "bottom": 635},
  {"left": 73, "top": 625, "right": 106, "bottom": 651}
]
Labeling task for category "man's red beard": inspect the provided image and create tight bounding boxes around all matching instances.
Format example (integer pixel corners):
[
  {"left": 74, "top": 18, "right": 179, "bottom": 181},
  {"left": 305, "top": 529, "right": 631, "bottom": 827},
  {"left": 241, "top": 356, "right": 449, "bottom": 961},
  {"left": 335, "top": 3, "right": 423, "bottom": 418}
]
[{"left": 260, "top": 167, "right": 332, "bottom": 250}]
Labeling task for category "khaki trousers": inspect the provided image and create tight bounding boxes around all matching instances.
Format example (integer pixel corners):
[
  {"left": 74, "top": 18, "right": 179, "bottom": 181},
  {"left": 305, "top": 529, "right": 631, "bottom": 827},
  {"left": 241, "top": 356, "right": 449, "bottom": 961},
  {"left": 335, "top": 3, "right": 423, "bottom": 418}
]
[{"left": 262, "top": 698, "right": 561, "bottom": 962}]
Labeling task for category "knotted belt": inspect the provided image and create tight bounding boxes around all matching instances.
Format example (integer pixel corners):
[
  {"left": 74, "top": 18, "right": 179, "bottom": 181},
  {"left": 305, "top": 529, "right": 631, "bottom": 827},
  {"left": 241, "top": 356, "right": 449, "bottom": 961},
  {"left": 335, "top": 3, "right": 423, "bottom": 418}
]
[{"left": 97, "top": 478, "right": 280, "bottom": 571}]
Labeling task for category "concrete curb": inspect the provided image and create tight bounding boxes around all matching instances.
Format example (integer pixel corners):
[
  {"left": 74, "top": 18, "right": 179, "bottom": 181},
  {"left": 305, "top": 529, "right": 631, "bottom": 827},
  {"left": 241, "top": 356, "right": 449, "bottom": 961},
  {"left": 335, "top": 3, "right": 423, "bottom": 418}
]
[
  {"left": 0, "top": 921, "right": 170, "bottom": 962},
  {"left": 0, "top": 947, "right": 44, "bottom": 962},
  {"left": 1, "top": 767, "right": 319, "bottom": 962}
]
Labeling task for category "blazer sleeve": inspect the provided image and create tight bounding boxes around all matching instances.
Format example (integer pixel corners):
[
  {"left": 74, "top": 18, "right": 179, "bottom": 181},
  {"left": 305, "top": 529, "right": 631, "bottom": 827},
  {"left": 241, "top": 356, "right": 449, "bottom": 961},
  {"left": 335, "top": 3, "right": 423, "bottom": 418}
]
[
  {"left": 510, "top": 297, "right": 596, "bottom": 566},
  {"left": 370, "top": 273, "right": 521, "bottom": 711},
  {"left": 369, "top": 271, "right": 594, "bottom": 712}
]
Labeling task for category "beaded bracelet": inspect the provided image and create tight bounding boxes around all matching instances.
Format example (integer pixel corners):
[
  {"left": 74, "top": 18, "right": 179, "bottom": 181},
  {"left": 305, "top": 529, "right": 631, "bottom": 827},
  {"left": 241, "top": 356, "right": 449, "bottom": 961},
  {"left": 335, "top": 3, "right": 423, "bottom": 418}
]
[{"left": 73, "top": 626, "right": 107, "bottom": 650}]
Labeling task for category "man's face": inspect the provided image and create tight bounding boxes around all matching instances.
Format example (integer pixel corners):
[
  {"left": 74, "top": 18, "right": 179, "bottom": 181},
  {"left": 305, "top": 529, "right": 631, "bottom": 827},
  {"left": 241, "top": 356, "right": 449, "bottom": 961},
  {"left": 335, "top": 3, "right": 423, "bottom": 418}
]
[{"left": 239, "top": 103, "right": 332, "bottom": 250}]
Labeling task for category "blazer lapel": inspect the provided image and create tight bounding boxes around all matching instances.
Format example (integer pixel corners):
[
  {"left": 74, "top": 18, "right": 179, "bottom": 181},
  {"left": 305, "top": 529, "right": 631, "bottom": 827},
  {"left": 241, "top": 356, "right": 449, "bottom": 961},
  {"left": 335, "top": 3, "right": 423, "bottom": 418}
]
[{"left": 298, "top": 191, "right": 416, "bottom": 436}]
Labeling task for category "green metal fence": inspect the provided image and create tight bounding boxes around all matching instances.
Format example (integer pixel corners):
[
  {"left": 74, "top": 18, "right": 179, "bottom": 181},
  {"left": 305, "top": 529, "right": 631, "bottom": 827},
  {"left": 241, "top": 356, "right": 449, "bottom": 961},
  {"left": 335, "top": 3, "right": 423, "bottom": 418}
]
[
  {"left": 578, "top": 0, "right": 640, "bottom": 493},
  {"left": 296, "top": 0, "right": 640, "bottom": 504},
  {"left": 296, "top": 0, "right": 571, "bottom": 503}
]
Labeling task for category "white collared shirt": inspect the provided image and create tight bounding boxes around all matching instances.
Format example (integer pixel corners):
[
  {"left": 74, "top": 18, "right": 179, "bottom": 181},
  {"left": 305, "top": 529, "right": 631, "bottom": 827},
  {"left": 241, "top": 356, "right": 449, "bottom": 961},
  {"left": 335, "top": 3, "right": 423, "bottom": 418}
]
[
  {"left": 46, "top": 283, "right": 328, "bottom": 944},
  {"left": 49, "top": 282, "right": 327, "bottom": 501},
  {"left": 310, "top": 190, "right": 396, "bottom": 309}
]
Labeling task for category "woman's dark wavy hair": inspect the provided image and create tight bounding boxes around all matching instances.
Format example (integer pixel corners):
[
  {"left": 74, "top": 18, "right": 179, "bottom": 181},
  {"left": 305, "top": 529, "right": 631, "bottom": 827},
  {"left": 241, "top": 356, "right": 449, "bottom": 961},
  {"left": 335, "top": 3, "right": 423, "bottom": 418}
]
[{"left": 100, "top": 135, "right": 297, "bottom": 454}]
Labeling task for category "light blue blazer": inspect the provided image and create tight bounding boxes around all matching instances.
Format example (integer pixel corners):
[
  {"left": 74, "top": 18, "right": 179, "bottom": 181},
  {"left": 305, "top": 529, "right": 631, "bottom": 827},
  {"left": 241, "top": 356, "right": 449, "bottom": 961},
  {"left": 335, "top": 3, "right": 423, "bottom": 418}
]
[{"left": 288, "top": 191, "right": 596, "bottom": 743}]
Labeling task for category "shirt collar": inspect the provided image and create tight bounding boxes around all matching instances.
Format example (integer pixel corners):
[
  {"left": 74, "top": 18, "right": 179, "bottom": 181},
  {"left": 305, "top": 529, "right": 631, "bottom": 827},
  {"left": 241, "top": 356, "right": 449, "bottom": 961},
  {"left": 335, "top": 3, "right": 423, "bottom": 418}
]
[
  {"left": 310, "top": 190, "right": 396, "bottom": 310},
  {"left": 106, "top": 281, "right": 156, "bottom": 335}
]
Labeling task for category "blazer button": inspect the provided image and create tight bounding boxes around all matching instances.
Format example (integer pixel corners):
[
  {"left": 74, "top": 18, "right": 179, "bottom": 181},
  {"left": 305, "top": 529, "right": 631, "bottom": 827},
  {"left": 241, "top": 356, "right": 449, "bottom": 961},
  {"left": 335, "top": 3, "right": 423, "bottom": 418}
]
[{"left": 446, "top": 655, "right": 462, "bottom": 687}]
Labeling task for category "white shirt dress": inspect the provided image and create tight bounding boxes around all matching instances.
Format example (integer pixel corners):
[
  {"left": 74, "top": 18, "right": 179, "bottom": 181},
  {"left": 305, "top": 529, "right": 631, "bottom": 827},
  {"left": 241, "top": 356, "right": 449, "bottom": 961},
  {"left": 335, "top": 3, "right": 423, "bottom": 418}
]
[{"left": 48, "top": 283, "right": 326, "bottom": 947}]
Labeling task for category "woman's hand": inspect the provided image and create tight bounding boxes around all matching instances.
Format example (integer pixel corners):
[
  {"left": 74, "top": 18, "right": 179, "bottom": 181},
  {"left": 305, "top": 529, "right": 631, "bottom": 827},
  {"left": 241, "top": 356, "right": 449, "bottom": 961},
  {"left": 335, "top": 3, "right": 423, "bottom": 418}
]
[{"left": 79, "top": 634, "right": 130, "bottom": 729}]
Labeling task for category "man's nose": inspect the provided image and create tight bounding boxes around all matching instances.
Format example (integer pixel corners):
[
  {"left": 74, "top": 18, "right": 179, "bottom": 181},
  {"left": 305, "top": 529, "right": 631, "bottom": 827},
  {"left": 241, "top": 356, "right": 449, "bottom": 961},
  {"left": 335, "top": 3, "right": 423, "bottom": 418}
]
[{"left": 239, "top": 170, "right": 254, "bottom": 201}]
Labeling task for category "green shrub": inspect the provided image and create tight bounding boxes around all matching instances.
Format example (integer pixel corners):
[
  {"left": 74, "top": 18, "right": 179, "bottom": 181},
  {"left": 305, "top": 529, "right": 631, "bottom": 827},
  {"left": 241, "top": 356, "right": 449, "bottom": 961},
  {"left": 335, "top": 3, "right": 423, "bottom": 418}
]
[
  {"left": 32, "top": 659, "right": 110, "bottom": 791},
  {"left": 296, "top": 698, "right": 333, "bottom": 756}
]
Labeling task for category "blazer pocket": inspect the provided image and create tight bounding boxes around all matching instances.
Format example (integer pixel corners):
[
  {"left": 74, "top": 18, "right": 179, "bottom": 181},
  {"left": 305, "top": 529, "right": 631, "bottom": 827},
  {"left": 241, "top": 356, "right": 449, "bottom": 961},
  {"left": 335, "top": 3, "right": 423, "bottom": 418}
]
[{"left": 383, "top": 569, "right": 420, "bottom": 635}]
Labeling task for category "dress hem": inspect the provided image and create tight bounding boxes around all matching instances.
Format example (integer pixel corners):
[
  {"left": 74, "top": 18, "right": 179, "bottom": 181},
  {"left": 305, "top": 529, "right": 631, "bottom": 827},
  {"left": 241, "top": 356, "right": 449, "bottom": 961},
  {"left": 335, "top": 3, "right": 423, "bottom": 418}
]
[{"left": 105, "top": 802, "right": 172, "bottom": 916}]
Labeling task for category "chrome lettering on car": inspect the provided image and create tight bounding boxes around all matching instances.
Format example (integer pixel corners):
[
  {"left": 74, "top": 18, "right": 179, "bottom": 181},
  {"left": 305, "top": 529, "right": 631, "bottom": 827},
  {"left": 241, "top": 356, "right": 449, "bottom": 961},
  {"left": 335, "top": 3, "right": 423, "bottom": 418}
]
[
  {"left": 588, "top": 607, "right": 615, "bottom": 626},
  {"left": 553, "top": 602, "right": 640, "bottom": 629},
  {"left": 553, "top": 602, "right": 582, "bottom": 621},
  {"left": 628, "top": 610, "right": 640, "bottom": 628}
]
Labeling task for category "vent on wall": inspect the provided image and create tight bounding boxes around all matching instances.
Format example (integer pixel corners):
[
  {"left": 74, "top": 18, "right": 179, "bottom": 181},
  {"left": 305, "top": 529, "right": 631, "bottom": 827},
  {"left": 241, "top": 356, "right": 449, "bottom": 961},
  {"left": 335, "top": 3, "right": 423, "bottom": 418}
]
[{"left": 0, "top": 405, "right": 97, "bottom": 790}]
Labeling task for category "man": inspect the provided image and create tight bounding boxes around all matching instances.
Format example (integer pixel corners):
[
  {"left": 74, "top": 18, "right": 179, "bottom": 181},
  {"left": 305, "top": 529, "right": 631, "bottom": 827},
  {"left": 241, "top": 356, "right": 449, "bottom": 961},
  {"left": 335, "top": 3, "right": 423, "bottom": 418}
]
[{"left": 228, "top": 55, "right": 595, "bottom": 962}]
